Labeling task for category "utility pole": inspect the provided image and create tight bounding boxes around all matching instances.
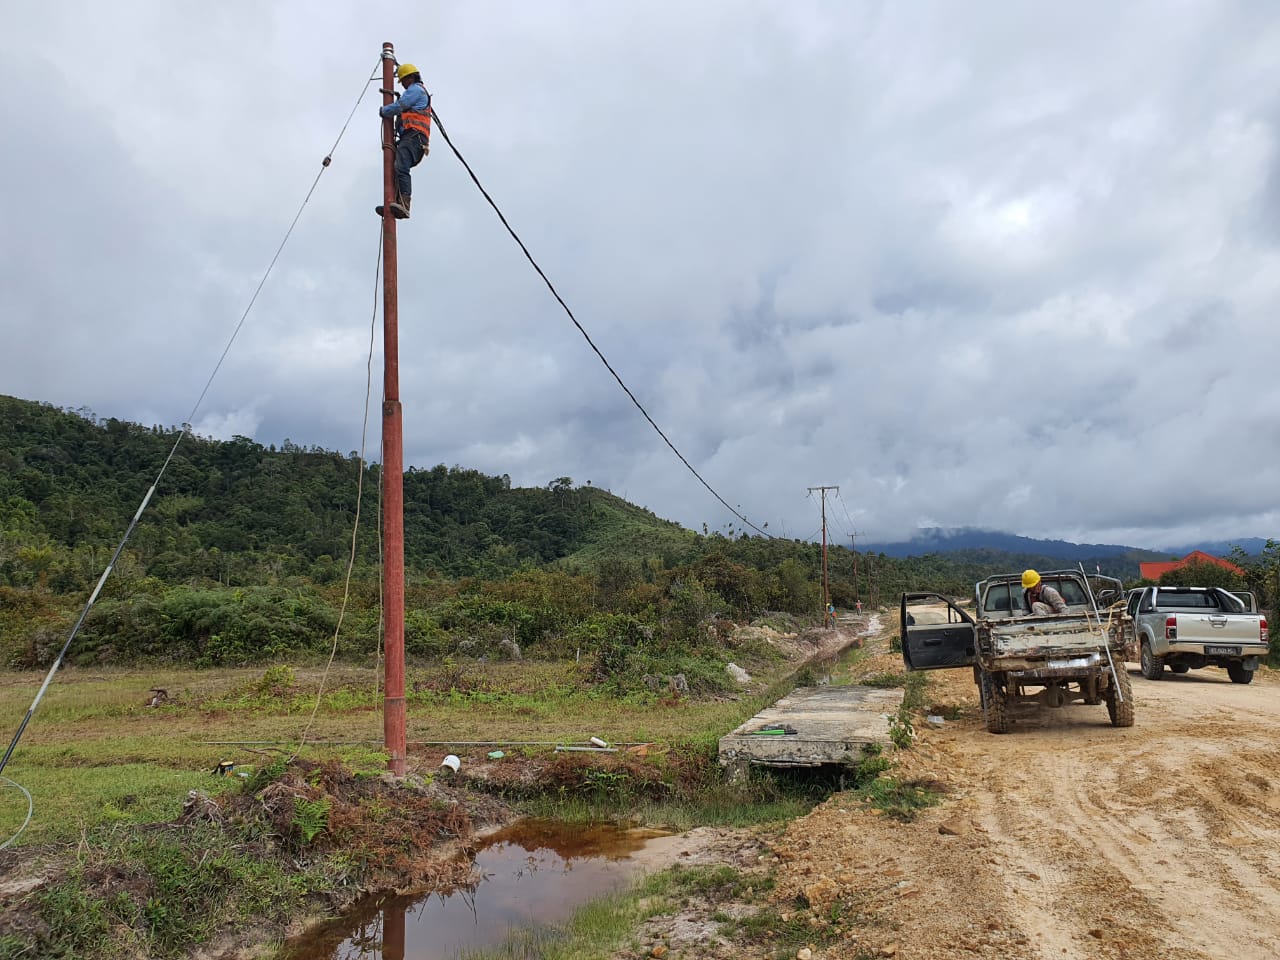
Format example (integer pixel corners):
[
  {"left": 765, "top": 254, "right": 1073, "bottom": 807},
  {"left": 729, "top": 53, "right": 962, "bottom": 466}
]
[
  {"left": 850, "top": 533, "right": 859, "bottom": 603},
  {"left": 808, "top": 486, "right": 838, "bottom": 625},
  {"left": 380, "top": 41, "right": 407, "bottom": 777},
  {"left": 868, "top": 550, "right": 876, "bottom": 609}
]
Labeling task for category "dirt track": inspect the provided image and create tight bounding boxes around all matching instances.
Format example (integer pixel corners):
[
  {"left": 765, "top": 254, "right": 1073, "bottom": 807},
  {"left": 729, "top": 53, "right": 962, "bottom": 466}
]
[{"left": 758, "top": 639, "right": 1280, "bottom": 960}]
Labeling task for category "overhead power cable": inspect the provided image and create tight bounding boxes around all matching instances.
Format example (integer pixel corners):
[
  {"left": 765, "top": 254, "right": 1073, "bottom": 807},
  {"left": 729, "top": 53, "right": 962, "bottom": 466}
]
[
  {"left": 836, "top": 490, "right": 857, "bottom": 538},
  {"left": 429, "top": 108, "right": 773, "bottom": 539},
  {"left": 829, "top": 510, "right": 850, "bottom": 542},
  {"left": 0, "top": 62, "right": 381, "bottom": 802}
]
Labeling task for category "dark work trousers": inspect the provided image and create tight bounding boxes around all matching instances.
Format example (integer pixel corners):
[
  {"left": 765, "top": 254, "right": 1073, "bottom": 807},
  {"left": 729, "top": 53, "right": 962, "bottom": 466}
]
[{"left": 394, "top": 130, "right": 428, "bottom": 201}]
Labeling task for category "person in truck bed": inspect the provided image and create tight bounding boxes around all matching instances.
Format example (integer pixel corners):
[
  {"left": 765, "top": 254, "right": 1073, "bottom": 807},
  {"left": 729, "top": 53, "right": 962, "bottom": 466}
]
[{"left": 1023, "top": 569, "right": 1068, "bottom": 615}]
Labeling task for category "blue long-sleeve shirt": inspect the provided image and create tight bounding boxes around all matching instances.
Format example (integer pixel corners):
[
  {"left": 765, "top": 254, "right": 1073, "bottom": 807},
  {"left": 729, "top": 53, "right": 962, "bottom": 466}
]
[{"left": 380, "top": 82, "right": 430, "bottom": 134}]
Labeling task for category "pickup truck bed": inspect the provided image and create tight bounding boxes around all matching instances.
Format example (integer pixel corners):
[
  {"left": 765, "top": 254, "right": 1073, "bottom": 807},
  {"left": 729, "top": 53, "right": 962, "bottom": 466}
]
[{"left": 1125, "top": 586, "right": 1269, "bottom": 684}]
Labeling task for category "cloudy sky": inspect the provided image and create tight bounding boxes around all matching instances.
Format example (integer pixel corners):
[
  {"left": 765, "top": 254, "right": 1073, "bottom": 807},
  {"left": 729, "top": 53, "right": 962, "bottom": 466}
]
[{"left": 3, "top": 1, "right": 1279, "bottom": 550}]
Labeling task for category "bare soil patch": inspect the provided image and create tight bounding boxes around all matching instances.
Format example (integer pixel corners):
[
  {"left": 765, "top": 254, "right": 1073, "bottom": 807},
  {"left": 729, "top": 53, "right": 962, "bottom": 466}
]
[{"left": 632, "top": 622, "right": 1280, "bottom": 959}]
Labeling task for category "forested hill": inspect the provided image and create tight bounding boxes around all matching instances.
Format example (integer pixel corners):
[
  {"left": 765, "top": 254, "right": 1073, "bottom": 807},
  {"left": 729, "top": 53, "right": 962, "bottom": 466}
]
[
  {"left": 0, "top": 394, "right": 703, "bottom": 585},
  {"left": 6, "top": 394, "right": 1275, "bottom": 672},
  {"left": 0, "top": 395, "right": 1177, "bottom": 591}
]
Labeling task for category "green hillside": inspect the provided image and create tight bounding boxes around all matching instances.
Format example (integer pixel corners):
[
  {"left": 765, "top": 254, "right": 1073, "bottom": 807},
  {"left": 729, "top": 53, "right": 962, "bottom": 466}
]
[
  {"left": 3, "top": 394, "right": 1275, "bottom": 673},
  {"left": 0, "top": 396, "right": 828, "bottom": 672}
]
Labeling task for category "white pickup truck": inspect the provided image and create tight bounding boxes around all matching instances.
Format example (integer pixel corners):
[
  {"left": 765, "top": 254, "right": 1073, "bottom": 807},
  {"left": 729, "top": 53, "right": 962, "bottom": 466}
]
[{"left": 1125, "top": 586, "right": 1269, "bottom": 684}]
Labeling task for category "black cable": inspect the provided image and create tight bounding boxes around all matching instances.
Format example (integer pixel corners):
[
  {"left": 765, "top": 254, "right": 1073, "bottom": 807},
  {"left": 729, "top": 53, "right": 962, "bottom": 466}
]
[
  {"left": 829, "top": 496, "right": 852, "bottom": 542},
  {"left": 428, "top": 109, "right": 773, "bottom": 539},
  {"left": 835, "top": 490, "right": 857, "bottom": 538},
  {"left": 830, "top": 510, "right": 850, "bottom": 542}
]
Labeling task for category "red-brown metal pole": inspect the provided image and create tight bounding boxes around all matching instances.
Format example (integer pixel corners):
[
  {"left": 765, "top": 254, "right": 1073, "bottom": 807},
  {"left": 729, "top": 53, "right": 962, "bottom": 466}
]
[
  {"left": 380, "top": 41, "right": 406, "bottom": 776},
  {"left": 851, "top": 535, "right": 858, "bottom": 602},
  {"left": 382, "top": 900, "right": 406, "bottom": 960},
  {"left": 821, "top": 494, "right": 829, "bottom": 622}
]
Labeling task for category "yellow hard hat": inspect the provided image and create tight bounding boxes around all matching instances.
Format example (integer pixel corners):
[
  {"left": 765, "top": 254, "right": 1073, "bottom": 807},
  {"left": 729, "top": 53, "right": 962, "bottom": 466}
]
[
  {"left": 1021, "top": 569, "right": 1041, "bottom": 589},
  {"left": 396, "top": 63, "right": 419, "bottom": 81}
]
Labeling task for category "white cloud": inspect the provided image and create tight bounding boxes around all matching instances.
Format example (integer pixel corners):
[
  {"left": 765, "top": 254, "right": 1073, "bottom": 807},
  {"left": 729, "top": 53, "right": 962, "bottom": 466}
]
[{"left": 3, "top": 1, "right": 1280, "bottom": 550}]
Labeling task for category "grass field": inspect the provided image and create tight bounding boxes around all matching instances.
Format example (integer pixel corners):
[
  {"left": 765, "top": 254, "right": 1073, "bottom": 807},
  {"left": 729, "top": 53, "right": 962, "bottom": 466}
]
[
  {"left": 0, "top": 624, "right": 936, "bottom": 960},
  {"left": 0, "top": 643, "right": 875, "bottom": 846}
]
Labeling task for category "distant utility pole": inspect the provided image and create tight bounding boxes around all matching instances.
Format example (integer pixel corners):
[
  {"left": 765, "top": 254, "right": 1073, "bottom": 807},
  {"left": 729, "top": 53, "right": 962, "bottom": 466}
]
[
  {"left": 868, "top": 550, "right": 877, "bottom": 609},
  {"left": 850, "top": 531, "right": 862, "bottom": 604},
  {"left": 808, "top": 486, "right": 838, "bottom": 625}
]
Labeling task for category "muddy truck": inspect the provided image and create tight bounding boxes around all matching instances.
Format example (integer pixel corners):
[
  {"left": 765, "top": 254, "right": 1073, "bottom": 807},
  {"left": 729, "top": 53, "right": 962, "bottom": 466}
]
[{"left": 900, "top": 570, "right": 1135, "bottom": 734}]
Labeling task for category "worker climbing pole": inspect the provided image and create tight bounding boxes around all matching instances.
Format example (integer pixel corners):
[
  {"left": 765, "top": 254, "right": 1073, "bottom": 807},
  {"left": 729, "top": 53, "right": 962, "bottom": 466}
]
[
  {"left": 379, "top": 41, "right": 409, "bottom": 778},
  {"left": 375, "top": 51, "right": 432, "bottom": 220}
]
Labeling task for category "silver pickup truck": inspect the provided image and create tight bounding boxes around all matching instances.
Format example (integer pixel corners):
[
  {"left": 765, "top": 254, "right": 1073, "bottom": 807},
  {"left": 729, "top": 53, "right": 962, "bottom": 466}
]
[
  {"left": 1125, "top": 586, "right": 1269, "bottom": 684},
  {"left": 901, "top": 570, "right": 1135, "bottom": 734}
]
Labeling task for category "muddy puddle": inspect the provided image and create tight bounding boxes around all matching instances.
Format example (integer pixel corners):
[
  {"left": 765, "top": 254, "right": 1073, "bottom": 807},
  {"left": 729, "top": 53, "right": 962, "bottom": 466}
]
[{"left": 279, "top": 819, "right": 678, "bottom": 959}]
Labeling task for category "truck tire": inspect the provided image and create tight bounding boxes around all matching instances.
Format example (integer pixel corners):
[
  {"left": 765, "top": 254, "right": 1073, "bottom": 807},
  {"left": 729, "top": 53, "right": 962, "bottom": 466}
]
[
  {"left": 1140, "top": 640, "right": 1164, "bottom": 680},
  {"left": 1170, "top": 663, "right": 1190, "bottom": 674},
  {"left": 980, "top": 669, "right": 1011, "bottom": 734},
  {"left": 1106, "top": 665, "right": 1135, "bottom": 727},
  {"left": 1227, "top": 662, "right": 1255, "bottom": 685}
]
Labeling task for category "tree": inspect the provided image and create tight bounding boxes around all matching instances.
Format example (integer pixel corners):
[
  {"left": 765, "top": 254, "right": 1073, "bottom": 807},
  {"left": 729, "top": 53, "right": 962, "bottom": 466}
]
[{"left": 1158, "top": 560, "right": 1244, "bottom": 590}]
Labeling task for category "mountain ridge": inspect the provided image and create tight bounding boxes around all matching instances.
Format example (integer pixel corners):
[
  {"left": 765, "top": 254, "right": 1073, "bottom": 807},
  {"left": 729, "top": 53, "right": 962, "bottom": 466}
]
[{"left": 860, "top": 527, "right": 1265, "bottom": 562}]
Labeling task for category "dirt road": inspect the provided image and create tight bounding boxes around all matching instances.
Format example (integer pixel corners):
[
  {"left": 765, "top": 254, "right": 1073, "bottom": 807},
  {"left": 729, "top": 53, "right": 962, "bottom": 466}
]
[{"left": 759, "top": 642, "right": 1280, "bottom": 959}]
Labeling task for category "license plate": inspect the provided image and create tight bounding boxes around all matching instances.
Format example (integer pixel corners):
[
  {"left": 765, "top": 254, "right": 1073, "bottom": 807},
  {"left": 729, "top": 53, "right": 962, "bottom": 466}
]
[
  {"left": 1048, "top": 657, "right": 1094, "bottom": 669},
  {"left": 1205, "top": 645, "right": 1241, "bottom": 656}
]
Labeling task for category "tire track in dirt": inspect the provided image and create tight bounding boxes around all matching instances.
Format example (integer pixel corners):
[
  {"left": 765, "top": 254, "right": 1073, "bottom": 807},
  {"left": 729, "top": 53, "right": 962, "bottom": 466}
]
[
  {"left": 713, "top": 625, "right": 1280, "bottom": 960},
  {"left": 944, "top": 667, "right": 1280, "bottom": 959}
]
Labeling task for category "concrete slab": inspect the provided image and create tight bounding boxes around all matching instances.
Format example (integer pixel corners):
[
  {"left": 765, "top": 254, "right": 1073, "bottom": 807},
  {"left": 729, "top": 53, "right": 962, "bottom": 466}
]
[{"left": 718, "top": 685, "right": 904, "bottom": 772}]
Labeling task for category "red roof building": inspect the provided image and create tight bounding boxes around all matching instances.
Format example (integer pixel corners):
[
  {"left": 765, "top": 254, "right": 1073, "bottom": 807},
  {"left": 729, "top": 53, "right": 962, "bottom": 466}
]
[{"left": 1139, "top": 550, "right": 1245, "bottom": 581}]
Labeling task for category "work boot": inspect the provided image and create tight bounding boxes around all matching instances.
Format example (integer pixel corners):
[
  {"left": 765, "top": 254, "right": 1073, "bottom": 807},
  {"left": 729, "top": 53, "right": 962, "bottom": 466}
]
[{"left": 374, "top": 196, "right": 411, "bottom": 220}]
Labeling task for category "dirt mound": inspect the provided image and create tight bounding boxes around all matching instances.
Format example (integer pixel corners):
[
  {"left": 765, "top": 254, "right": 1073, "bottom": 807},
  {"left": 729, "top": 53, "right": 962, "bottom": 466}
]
[
  {"left": 456, "top": 744, "right": 711, "bottom": 804},
  {"left": 734, "top": 623, "right": 802, "bottom": 657},
  {"left": 735, "top": 620, "right": 866, "bottom": 663},
  {"left": 204, "top": 759, "right": 509, "bottom": 892}
]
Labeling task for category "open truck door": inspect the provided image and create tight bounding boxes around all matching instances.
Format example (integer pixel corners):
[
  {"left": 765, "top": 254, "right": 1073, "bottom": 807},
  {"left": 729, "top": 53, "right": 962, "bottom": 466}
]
[{"left": 900, "top": 592, "right": 976, "bottom": 671}]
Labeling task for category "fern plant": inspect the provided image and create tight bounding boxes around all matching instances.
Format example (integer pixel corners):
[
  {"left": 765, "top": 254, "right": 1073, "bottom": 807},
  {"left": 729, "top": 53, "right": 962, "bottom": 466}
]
[{"left": 292, "top": 796, "right": 331, "bottom": 845}]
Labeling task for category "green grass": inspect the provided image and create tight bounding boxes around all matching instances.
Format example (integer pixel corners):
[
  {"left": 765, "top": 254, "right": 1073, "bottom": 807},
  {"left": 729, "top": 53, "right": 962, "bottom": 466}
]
[
  {"left": 0, "top": 626, "right": 938, "bottom": 960},
  {"left": 855, "top": 774, "right": 944, "bottom": 821},
  {"left": 0, "top": 631, "right": 926, "bottom": 846},
  {"left": 0, "top": 651, "right": 818, "bottom": 845},
  {"left": 900, "top": 670, "right": 928, "bottom": 711},
  {"left": 515, "top": 786, "right": 818, "bottom": 832},
  {"left": 856, "top": 672, "right": 907, "bottom": 689},
  {"left": 0, "top": 822, "right": 310, "bottom": 960},
  {"left": 556, "top": 499, "right": 699, "bottom": 569},
  {"left": 0, "top": 762, "right": 240, "bottom": 845}
]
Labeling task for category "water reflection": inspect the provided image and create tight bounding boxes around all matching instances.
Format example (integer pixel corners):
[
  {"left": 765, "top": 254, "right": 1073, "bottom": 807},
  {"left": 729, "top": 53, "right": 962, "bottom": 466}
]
[{"left": 280, "top": 820, "right": 670, "bottom": 960}]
